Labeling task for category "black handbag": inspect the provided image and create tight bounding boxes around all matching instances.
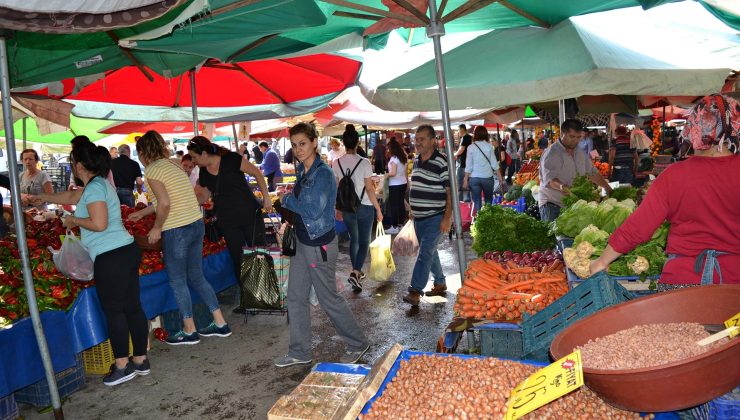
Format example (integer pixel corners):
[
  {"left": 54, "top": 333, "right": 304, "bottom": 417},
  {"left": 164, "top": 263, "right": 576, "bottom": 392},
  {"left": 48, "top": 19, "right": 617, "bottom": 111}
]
[{"left": 281, "top": 224, "right": 297, "bottom": 256}]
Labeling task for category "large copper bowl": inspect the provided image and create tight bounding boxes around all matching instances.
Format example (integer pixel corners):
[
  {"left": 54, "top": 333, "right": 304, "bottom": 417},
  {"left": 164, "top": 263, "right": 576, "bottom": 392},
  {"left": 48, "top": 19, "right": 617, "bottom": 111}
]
[{"left": 550, "top": 284, "right": 740, "bottom": 412}]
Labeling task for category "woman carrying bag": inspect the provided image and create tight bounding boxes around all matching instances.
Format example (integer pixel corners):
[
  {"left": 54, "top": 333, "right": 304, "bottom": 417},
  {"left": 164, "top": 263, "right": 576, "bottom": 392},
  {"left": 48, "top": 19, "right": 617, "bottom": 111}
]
[
  {"left": 332, "top": 124, "right": 383, "bottom": 293},
  {"left": 274, "top": 123, "right": 369, "bottom": 368},
  {"left": 34, "top": 139, "right": 149, "bottom": 386},
  {"left": 187, "top": 136, "right": 273, "bottom": 314},
  {"left": 463, "top": 126, "right": 505, "bottom": 214}
]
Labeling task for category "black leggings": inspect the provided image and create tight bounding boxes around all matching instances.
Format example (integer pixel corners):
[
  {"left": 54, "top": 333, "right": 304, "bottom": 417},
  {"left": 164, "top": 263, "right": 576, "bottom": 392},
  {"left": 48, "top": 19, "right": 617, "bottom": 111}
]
[
  {"left": 221, "top": 217, "right": 266, "bottom": 288},
  {"left": 387, "top": 184, "right": 407, "bottom": 227},
  {"left": 94, "top": 242, "right": 147, "bottom": 358}
]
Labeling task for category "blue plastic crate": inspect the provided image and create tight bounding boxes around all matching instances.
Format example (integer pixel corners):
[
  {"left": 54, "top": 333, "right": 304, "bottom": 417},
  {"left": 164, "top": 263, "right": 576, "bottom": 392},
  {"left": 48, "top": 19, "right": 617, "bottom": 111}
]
[
  {"left": 556, "top": 236, "right": 574, "bottom": 254},
  {"left": 0, "top": 393, "right": 18, "bottom": 420},
  {"left": 493, "top": 195, "right": 527, "bottom": 212},
  {"left": 687, "top": 387, "right": 740, "bottom": 420},
  {"left": 14, "top": 354, "right": 85, "bottom": 407},
  {"left": 521, "top": 273, "right": 634, "bottom": 362}
]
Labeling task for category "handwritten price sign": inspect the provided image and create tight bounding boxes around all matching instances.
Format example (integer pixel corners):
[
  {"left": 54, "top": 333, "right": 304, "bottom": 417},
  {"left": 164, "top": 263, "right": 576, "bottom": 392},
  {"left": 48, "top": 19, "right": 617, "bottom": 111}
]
[
  {"left": 505, "top": 350, "right": 584, "bottom": 420},
  {"left": 725, "top": 312, "right": 740, "bottom": 339}
]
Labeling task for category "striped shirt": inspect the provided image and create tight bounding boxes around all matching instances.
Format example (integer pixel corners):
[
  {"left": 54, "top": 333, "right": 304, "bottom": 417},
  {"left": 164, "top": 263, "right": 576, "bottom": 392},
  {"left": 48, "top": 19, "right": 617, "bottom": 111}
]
[
  {"left": 144, "top": 158, "right": 202, "bottom": 231},
  {"left": 409, "top": 149, "right": 449, "bottom": 219}
]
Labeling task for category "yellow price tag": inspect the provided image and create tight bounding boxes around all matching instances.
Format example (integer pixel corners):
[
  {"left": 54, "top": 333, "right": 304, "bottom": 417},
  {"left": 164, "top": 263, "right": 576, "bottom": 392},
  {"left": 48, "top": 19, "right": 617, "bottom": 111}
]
[
  {"left": 725, "top": 312, "right": 740, "bottom": 339},
  {"left": 505, "top": 350, "right": 584, "bottom": 420}
]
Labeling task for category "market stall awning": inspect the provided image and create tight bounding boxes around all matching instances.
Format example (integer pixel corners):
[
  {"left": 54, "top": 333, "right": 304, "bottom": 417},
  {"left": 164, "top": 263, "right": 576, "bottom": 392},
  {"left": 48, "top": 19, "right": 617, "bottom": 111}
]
[
  {"left": 318, "top": 86, "right": 492, "bottom": 129},
  {"left": 5, "top": 0, "right": 329, "bottom": 89},
  {"left": 56, "top": 54, "right": 361, "bottom": 122},
  {"left": 0, "top": 95, "right": 74, "bottom": 135},
  {"left": 99, "top": 121, "right": 232, "bottom": 135},
  {"left": 0, "top": 115, "right": 111, "bottom": 144},
  {"left": 370, "top": 2, "right": 738, "bottom": 111}
]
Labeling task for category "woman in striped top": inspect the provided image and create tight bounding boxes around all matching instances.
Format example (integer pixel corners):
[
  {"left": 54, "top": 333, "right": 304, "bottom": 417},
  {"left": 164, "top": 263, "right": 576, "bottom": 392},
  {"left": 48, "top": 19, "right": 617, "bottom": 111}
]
[{"left": 129, "top": 131, "right": 231, "bottom": 345}]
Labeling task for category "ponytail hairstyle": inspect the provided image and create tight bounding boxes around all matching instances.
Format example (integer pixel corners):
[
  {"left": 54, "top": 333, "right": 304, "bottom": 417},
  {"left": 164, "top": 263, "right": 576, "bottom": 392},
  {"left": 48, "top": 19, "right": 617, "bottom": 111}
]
[
  {"left": 70, "top": 141, "right": 111, "bottom": 185},
  {"left": 186, "top": 135, "right": 228, "bottom": 156},
  {"left": 342, "top": 124, "right": 359, "bottom": 150}
]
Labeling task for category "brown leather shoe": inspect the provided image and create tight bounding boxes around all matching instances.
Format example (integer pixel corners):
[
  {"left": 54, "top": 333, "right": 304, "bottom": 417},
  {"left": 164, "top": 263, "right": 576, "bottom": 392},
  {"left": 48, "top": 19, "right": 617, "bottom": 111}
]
[
  {"left": 425, "top": 284, "right": 447, "bottom": 297},
  {"left": 403, "top": 290, "right": 422, "bottom": 306}
]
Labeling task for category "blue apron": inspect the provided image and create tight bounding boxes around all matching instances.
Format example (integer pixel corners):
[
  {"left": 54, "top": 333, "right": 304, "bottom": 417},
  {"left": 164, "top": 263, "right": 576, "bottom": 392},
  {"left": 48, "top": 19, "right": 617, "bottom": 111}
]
[{"left": 667, "top": 249, "right": 728, "bottom": 285}]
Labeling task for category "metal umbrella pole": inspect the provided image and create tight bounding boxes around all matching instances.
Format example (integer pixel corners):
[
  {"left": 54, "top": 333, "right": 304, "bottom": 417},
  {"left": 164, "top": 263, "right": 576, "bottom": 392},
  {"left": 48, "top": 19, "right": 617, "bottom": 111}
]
[
  {"left": 231, "top": 122, "right": 239, "bottom": 151},
  {"left": 0, "top": 36, "right": 64, "bottom": 419},
  {"left": 426, "top": 0, "right": 467, "bottom": 276},
  {"left": 22, "top": 116, "right": 27, "bottom": 150},
  {"left": 190, "top": 69, "right": 199, "bottom": 134}
]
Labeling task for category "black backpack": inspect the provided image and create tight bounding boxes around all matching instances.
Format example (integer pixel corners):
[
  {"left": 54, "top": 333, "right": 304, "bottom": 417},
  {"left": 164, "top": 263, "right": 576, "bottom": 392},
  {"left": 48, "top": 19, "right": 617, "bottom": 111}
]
[{"left": 336, "top": 159, "right": 365, "bottom": 213}]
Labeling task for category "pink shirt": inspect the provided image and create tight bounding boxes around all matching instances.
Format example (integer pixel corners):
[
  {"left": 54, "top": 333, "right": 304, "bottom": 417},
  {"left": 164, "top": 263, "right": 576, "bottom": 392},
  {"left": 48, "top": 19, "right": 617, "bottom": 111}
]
[{"left": 609, "top": 154, "right": 740, "bottom": 285}]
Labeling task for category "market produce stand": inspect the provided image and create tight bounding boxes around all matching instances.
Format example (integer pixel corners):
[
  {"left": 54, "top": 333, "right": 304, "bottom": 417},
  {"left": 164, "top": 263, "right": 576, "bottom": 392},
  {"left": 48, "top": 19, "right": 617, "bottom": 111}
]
[
  {"left": 0, "top": 249, "right": 236, "bottom": 399},
  {"left": 269, "top": 345, "right": 695, "bottom": 419}
]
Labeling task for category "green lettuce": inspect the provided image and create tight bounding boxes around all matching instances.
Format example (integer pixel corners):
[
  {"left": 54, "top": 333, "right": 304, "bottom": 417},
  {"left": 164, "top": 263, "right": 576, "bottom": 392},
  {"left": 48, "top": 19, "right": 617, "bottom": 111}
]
[{"left": 550, "top": 200, "right": 598, "bottom": 238}]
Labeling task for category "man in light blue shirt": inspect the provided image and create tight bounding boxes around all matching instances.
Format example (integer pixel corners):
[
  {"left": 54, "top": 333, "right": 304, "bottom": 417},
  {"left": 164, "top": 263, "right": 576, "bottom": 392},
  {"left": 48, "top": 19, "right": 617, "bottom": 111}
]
[{"left": 578, "top": 130, "right": 594, "bottom": 157}]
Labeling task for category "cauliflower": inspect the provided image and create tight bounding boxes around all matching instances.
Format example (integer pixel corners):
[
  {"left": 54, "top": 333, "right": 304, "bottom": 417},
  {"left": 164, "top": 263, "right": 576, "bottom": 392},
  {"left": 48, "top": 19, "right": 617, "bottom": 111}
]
[
  {"left": 571, "top": 259, "right": 592, "bottom": 279},
  {"left": 576, "top": 241, "right": 595, "bottom": 259},
  {"left": 627, "top": 256, "right": 650, "bottom": 275},
  {"left": 563, "top": 248, "right": 578, "bottom": 266}
]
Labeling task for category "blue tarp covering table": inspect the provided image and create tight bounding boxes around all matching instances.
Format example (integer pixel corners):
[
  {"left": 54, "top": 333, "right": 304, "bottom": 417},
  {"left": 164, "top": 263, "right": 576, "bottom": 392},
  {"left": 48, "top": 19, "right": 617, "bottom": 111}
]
[{"left": 0, "top": 250, "right": 235, "bottom": 398}]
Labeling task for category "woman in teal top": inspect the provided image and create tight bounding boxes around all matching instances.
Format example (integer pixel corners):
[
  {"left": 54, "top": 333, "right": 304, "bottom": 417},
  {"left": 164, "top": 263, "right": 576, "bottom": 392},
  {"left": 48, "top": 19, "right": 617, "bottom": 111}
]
[{"left": 34, "top": 137, "right": 150, "bottom": 387}]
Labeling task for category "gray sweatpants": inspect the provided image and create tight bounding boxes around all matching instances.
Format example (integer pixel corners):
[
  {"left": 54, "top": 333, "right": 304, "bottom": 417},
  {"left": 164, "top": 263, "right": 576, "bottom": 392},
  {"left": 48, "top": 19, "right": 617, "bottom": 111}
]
[{"left": 287, "top": 237, "right": 368, "bottom": 360}]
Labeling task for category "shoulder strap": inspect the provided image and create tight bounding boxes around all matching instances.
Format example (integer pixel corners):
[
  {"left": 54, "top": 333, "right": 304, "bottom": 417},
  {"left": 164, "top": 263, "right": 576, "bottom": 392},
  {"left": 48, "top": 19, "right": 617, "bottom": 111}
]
[
  {"left": 337, "top": 159, "right": 345, "bottom": 175},
  {"left": 349, "top": 158, "right": 363, "bottom": 176},
  {"left": 473, "top": 142, "right": 493, "bottom": 167},
  {"left": 345, "top": 158, "right": 365, "bottom": 200}
]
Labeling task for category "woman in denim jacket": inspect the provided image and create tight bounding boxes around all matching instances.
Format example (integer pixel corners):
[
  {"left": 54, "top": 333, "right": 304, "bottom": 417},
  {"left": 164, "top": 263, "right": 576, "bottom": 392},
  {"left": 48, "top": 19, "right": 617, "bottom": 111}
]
[{"left": 274, "top": 123, "right": 369, "bottom": 367}]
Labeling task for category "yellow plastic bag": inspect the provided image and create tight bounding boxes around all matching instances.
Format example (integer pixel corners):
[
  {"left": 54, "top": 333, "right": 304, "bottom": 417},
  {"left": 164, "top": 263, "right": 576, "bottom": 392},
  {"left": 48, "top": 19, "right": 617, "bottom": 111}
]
[{"left": 369, "top": 224, "right": 395, "bottom": 281}]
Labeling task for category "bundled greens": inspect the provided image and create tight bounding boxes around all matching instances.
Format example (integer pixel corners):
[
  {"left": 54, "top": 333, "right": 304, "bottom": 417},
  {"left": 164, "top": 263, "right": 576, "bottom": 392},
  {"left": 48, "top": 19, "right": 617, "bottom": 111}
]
[
  {"left": 561, "top": 175, "right": 600, "bottom": 209},
  {"left": 609, "top": 186, "right": 638, "bottom": 202},
  {"left": 472, "top": 205, "right": 555, "bottom": 255}
]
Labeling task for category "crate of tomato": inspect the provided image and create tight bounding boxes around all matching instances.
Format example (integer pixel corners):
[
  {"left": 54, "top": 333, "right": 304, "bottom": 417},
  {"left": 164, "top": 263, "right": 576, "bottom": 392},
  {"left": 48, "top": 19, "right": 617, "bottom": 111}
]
[{"left": 493, "top": 195, "right": 526, "bottom": 213}]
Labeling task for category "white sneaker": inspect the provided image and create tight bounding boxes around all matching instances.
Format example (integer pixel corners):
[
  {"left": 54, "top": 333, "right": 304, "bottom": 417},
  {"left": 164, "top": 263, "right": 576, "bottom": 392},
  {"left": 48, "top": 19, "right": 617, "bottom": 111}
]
[{"left": 385, "top": 226, "right": 400, "bottom": 234}]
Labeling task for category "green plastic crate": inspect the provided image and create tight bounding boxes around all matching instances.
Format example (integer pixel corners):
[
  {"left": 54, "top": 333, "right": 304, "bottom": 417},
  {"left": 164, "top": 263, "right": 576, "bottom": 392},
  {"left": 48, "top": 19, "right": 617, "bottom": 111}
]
[
  {"left": 521, "top": 273, "right": 634, "bottom": 361},
  {"left": 476, "top": 323, "right": 523, "bottom": 359}
]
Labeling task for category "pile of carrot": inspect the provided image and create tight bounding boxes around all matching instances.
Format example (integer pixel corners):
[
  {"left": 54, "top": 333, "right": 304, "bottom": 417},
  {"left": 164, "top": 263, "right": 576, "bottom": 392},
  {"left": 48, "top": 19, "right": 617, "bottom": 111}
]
[{"left": 453, "top": 259, "right": 568, "bottom": 321}]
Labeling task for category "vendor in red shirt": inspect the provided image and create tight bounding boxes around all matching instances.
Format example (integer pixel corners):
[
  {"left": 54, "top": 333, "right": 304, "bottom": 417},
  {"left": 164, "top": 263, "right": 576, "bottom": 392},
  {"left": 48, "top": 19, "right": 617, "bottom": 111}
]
[{"left": 590, "top": 94, "right": 739, "bottom": 290}]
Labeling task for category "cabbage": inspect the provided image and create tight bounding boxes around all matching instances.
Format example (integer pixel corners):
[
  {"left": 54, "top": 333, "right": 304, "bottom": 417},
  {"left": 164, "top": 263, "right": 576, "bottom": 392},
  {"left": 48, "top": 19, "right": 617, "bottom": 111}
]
[
  {"left": 523, "top": 180, "right": 538, "bottom": 191},
  {"left": 550, "top": 200, "right": 598, "bottom": 238},
  {"left": 574, "top": 225, "right": 610, "bottom": 249},
  {"left": 593, "top": 199, "right": 635, "bottom": 233}
]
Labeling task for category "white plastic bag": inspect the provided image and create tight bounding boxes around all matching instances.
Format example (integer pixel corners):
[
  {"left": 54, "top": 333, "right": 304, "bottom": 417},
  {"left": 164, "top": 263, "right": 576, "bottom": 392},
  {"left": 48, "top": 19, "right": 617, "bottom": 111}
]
[
  {"left": 392, "top": 220, "right": 419, "bottom": 257},
  {"left": 49, "top": 231, "right": 94, "bottom": 281},
  {"left": 369, "top": 224, "right": 395, "bottom": 281}
]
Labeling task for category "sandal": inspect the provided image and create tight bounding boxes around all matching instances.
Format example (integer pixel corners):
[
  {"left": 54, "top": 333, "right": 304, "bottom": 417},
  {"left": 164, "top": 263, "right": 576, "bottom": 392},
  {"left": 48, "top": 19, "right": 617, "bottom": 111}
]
[{"left": 348, "top": 272, "right": 362, "bottom": 294}]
